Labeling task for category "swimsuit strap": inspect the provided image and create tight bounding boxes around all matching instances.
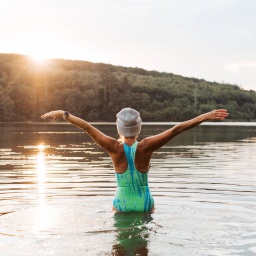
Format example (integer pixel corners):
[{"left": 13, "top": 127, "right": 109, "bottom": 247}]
[{"left": 123, "top": 141, "right": 138, "bottom": 172}]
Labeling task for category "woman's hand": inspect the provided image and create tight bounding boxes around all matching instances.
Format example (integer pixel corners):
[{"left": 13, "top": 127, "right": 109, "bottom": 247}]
[
  {"left": 203, "top": 109, "right": 229, "bottom": 121},
  {"left": 41, "top": 110, "right": 64, "bottom": 121}
]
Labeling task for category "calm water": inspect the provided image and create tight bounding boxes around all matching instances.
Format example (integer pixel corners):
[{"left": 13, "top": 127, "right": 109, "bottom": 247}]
[{"left": 0, "top": 122, "right": 256, "bottom": 256}]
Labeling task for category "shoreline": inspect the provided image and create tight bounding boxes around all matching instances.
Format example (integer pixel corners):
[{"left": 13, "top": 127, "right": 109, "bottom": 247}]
[{"left": 1, "top": 121, "right": 256, "bottom": 126}]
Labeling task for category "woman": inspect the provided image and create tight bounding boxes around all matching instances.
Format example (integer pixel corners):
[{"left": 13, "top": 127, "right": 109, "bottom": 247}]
[{"left": 41, "top": 108, "right": 228, "bottom": 213}]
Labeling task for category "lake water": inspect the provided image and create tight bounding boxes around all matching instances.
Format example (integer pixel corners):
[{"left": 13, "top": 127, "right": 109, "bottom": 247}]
[{"left": 0, "top": 122, "right": 256, "bottom": 256}]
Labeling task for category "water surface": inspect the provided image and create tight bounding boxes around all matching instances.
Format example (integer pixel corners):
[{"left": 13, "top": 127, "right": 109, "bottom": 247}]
[{"left": 0, "top": 122, "right": 256, "bottom": 255}]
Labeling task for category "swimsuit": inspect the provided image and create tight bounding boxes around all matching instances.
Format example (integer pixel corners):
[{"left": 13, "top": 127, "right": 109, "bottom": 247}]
[{"left": 113, "top": 141, "right": 154, "bottom": 212}]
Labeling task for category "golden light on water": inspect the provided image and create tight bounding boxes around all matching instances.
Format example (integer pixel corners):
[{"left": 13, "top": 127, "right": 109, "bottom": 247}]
[
  {"left": 36, "top": 144, "right": 46, "bottom": 200},
  {"left": 32, "top": 144, "right": 57, "bottom": 235},
  {"left": 38, "top": 144, "right": 45, "bottom": 151}
]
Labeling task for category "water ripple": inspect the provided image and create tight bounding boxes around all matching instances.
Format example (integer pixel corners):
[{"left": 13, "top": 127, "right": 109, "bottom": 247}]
[{"left": 0, "top": 123, "right": 256, "bottom": 255}]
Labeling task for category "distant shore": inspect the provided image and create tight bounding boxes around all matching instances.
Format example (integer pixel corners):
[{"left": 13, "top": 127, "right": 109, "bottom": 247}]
[{"left": 1, "top": 121, "right": 256, "bottom": 126}]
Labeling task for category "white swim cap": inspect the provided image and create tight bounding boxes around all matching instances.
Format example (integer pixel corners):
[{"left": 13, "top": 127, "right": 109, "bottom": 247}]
[{"left": 116, "top": 108, "right": 142, "bottom": 137}]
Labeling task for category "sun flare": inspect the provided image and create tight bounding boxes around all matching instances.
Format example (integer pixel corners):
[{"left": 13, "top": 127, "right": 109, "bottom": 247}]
[
  {"left": 19, "top": 33, "right": 55, "bottom": 64},
  {"left": 38, "top": 144, "right": 45, "bottom": 151},
  {"left": 31, "top": 54, "right": 48, "bottom": 63},
  {"left": 28, "top": 50, "right": 50, "bottom": 64}
]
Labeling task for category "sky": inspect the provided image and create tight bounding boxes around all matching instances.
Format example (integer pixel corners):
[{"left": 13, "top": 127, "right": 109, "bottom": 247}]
[{"left": 0, "top": 0, "right": 256, "bottom": 91}]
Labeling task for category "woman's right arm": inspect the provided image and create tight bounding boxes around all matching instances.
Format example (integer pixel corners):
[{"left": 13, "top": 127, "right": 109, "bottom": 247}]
[
  {"left": 41, "top": 110, "right": 118, "bottom": 153},
  {"left": 141, "top": 109, "right": 228, "bottom": 152}
]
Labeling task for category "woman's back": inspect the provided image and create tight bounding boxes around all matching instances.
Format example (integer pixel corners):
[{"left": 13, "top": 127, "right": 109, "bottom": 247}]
[
  {"left": 111, "top": 139, "right": 151, "bottom": 174},
  {"left": 113, "top": 141, "right": 154, "bottom": 212}
]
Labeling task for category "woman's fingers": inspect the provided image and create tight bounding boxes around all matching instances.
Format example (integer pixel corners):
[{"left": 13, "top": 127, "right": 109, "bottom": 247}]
[
  {"left": 41, "top": 113, "right": 48, "bottom": 119},
  {"left": 41, "top": 112, "right": 52, "bottom": 119},
  {"left": 41, "top": 110, "right": 63, "bottom": 120},
  {"left": 214, "top": 109, "right": 228, "bottom": 119}
]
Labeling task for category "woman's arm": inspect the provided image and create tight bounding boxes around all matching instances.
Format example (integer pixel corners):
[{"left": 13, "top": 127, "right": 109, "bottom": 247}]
[
  {"left": 142, "top": 109, "right": 228, "bottom": 152},
  {"left": 41, "top": 110, "right": 118, "bottom": 153}
]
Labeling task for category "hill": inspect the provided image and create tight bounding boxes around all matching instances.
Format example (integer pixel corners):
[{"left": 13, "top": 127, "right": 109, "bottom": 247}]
[{"left": 0, "top": 53, "right": 255, "bottom": 122}]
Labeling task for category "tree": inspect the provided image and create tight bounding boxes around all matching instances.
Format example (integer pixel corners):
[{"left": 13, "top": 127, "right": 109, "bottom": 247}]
[{"left": 0, "top": 93, "right": 16, "bottom": 121}]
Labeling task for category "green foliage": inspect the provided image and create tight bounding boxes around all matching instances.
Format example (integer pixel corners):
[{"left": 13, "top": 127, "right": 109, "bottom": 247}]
[{"left": 0, "top": 53, "right": 256, "bottom": 122}]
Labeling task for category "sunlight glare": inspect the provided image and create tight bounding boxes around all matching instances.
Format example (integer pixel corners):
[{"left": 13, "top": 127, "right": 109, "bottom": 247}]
[
  {"left": 33, "top": 144, "right": 57, "bottom": 235},
  {"left": 37, "top": 152, "right": 46, "bottom": 186},
  {"left": 31, "top": 54, "right": 48, "bottom": 63},
  {"left": 19, "top": 33, "right": 54, "bottom": 64},
  {"left": 28, "top": 50, "right": 50, "bottom": 64},
  {"left": 38, "top": 144, "right": 45, "bottom": 151},
  {"left": 36, "top": 144, "right": 46, "bottom": 199}
]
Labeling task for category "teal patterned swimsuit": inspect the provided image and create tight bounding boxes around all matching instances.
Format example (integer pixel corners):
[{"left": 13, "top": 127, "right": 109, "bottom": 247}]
[{"left": 113, "top": 142, "right": 154, "bottom": 212}]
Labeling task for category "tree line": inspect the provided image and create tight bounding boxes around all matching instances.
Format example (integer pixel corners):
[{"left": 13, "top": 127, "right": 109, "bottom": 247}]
[{"left": 0, "top": 53, "right": 256, "bottom": 122}]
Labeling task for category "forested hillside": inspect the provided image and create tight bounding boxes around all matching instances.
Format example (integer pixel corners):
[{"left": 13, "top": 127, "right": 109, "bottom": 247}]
[{"left": 0, "top": 53, "right": 255, "bottom": 122}]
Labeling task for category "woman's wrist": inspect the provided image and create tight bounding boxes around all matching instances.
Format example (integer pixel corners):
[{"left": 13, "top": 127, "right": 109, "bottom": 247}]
[
  {"left": 63, "top": 111, "right": 70, "bottom": 119},
  {"left": 199, "top": 113, "right": 209, "bottom": 122}
]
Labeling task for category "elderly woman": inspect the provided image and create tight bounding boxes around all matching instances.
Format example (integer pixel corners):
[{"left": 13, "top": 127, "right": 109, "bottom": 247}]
[{"left": 41, "top": 108, "right": 228, "bottom": 213}]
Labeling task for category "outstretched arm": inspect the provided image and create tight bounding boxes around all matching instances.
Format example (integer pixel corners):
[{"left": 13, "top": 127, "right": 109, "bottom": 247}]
[
  {"left": 41, "top": 110, "right": 118, "bottom": 153},
  {"left": 142, "top": 109, "right": 228, "bottom": 152}
]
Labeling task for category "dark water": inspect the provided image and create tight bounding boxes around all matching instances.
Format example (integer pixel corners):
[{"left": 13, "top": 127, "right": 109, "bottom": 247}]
[{"left": 0, "top": 122, "right": 256, "bottom": 256}]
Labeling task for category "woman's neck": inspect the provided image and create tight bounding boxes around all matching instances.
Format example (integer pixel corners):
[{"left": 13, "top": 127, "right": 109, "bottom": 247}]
[{"left": 122, "top": 137, "right": 137, "bottom": 146}]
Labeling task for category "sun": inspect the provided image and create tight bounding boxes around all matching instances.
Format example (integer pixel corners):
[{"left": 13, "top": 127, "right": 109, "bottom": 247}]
[
  {"left": 28, "top": 50, "right": 50, "bottom": 64},
  {"left": 30, "top": 52, "right": 49, "bottom": 63},
  {"left": 19, "top": 34, "right": 54, "bottom": 64}
]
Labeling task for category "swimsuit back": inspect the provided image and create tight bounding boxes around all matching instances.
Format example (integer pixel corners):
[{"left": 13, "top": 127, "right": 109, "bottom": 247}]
[{"left": 113, "top": 141, "right": 154, "bottom": 212}]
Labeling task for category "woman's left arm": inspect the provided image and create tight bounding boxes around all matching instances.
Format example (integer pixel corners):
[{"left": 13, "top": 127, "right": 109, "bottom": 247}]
[
  {"left": 41, "top": 110, "right": 118, "bottom": 153},
  {"left": 141, "top": 109, "right": 228, "bottom": 152}
]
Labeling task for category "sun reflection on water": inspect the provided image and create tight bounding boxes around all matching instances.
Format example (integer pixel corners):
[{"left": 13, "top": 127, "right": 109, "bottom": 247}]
[
  {"left": 32, "top": 144, "right": 54, "bottom": 235},
  {"left": 38, "top": 143, "right": 45, "bottom": 151},
  {"left": 37, "top": 144, "right": 46, "bottom": 200}
]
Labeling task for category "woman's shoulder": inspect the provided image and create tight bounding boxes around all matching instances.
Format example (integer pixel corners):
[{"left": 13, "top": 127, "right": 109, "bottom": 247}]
[
  {"left": 115, "top": 141, "right": 125, "bottom": 153},
  {"left": 137, "top": 138, "right": 155, "bottom": 155},
  {"left": 137, "top": 138, "right": 147, "bottom": 148}
]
